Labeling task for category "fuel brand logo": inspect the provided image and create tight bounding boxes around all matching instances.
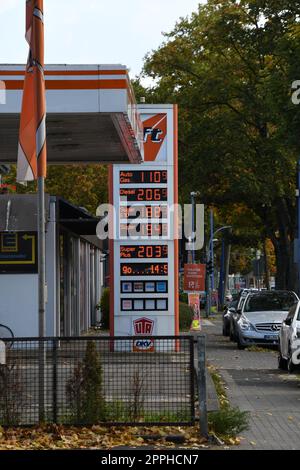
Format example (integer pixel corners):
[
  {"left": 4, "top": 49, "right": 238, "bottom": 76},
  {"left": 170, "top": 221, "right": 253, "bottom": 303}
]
[
  {"left": 143, "top": 114, "right": 167, "bottom": 162},
  {"left": 133, "top": 317, "right": 155, "bottom": 352},
  {"left": 133, "top": 317, "right": 154, "bottom": 335}
]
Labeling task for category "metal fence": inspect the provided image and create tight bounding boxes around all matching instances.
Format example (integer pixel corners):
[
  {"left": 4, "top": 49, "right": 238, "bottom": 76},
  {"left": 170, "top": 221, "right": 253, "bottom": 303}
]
[{"left": 0, "top": 336, "right": 195, "bottom": 427}]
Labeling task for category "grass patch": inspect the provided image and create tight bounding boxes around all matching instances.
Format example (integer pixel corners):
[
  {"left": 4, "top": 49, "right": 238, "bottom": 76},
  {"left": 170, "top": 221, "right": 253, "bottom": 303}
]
[
  {"left": 207, "top": 365, "right": 250, "bottom": 440},
  {"left": 245, "top": 346, "right": 276, "bottom": 353}
]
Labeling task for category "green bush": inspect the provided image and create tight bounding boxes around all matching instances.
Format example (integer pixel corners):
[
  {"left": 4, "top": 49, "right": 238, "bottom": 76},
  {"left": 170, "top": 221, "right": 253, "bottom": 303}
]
[
  {"left": 208, "top": 407, "right": 250, "bottom": 437},
  {"left": 100, "top": 287, "right": 110, "bottom": 329},
  {"left": 179, "top": 302, "right": 193, "bottom": 331},
  {"left": 66, "top": 341, "right": 106, "bottom": 425},
  {"left": 179, "top": 292, "right": 188, "bottom": 304}
]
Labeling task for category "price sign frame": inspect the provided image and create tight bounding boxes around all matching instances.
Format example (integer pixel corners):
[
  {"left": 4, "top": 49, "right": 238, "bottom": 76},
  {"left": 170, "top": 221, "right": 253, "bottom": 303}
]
[{"left": 109, "top": 105, "right": 179, "bottom": 344}]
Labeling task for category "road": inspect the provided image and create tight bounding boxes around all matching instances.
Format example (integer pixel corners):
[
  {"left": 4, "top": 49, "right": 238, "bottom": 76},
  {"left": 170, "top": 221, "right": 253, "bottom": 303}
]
[{"left": 202, "top": 318, "right": 300, "bottom": 450}]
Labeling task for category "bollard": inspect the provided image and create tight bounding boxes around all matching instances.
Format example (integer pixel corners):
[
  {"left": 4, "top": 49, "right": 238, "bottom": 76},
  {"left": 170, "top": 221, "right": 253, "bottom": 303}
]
[{"left": 0, "top": 340, "right": 6, "bottom": 365}]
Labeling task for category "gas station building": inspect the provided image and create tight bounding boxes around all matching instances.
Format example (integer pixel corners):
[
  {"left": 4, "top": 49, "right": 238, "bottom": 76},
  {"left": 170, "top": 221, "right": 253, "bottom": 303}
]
[{"left": 0, "top": 64, "right": 179, "bottom": 341}]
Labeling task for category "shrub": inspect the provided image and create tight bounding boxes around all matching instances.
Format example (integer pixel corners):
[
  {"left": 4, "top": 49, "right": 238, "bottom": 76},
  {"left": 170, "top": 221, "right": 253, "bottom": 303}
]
[
  {"left": 127, "top": 368, "right": 146, "bottom": 421},
  {"left": 66, "top": 341, "right": 106, "bottom": 424},
  {"left": 100, "top": 288, "right": 110, "bottom": 330},
  {"left": 0, "top": 365, "right": 26, "bottom": 426},
  {"left": 179, "top": 292, "right": 188, "bottom": 304},
  {"left": 179, "top": 302, "right": 193, "bottom": 331},
  {"left": 208, "top": 407, "right": 250, "bottom": 437}
]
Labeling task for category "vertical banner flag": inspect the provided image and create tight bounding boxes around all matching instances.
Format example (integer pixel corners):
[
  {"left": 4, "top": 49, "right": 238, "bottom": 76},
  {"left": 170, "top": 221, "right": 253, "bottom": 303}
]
[{"left": 17, "top": 0, "right": 47, "bottom": 182}]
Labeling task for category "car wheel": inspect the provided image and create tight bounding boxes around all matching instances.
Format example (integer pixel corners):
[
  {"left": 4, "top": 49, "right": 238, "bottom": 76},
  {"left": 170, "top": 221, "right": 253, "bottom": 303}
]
[
  {"left": 278, "top": 352, "right": 287, "bottom": 370},
  {"left": 222, "top": 323, "right": 229, "bottom": 337},
  {"left": 287, "top": 352, "right": 295, "bottom": 373}
]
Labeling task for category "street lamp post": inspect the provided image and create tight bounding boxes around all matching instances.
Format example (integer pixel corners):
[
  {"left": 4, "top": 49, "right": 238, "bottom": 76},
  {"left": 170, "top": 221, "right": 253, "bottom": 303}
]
[
  {"left": 205, "top": 225, "right": 232, "bottom": 317},
  {"left": 190, "top": 191, "right": 199, "bottom": 264}
]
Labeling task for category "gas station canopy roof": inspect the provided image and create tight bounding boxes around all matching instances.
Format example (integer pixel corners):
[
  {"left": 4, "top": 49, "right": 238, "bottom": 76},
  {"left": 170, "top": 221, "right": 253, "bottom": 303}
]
[{"left": 0, "top": 65, "right": 143, "bottom": 164}]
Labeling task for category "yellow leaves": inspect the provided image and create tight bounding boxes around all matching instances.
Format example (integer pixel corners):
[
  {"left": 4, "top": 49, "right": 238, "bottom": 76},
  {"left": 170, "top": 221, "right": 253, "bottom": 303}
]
[{"left": 0, "top": 425, "right": 211, "bottom": 450}]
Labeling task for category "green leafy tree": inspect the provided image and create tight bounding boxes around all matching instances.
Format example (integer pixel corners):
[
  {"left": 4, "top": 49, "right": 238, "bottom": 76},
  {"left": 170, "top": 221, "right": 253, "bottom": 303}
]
[
  {"left": 139, "top": 0, "right": 300, "bottom": 289},
  {"left": 3, "top": 164, "right": 108, "bottom": 214}
]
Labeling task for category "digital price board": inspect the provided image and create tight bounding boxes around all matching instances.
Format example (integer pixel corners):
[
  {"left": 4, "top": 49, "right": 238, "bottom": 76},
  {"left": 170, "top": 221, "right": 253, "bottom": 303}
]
[
  {"left": 120, "top": 263, "right": 168, "bottom": 276},
  {"left": 120, "top": 245, "right": 168, "bottom": 259},
  {"left": 120, "top": 205, "right": 168, "bottom": 220},
  {"left": 120, "top": 223, "right": 168, "bottom": 238},
  {"left": 120, "top": 188, "right": 168, "bottom": 202},
  {"left": 110, "top": 105, "right": 179, "bottom": 348},
  {"left": 119, "top": 170, "right": 168, "bottom": 184}
]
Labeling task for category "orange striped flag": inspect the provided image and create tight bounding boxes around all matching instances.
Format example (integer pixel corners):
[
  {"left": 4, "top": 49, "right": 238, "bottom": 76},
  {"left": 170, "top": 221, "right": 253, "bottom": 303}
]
[{"left": 17, "top": 0, "right": 47, "bottom": 182}]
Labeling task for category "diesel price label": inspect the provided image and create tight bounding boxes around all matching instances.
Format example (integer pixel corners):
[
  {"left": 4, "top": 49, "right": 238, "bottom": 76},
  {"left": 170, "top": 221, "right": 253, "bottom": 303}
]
[{"left": 100, "top": 454, "right": 199, "bottom": 467}]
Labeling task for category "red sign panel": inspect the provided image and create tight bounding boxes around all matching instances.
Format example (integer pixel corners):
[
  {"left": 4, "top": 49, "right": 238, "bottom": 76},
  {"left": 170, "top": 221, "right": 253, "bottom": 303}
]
[
  {"left": 184, "top": 264, "right": 206, "bottom": 292},
  {"left": 133, "top": 317, "right": 155, "bottom": 352}
]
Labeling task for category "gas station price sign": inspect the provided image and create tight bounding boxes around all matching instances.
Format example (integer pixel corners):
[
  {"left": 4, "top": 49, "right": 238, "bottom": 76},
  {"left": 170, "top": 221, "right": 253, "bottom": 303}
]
[
  {"left": 119, "top": 170, "right": 167, "bottom": 184},
  {"left": 110, "top": 105, "right": 179, "bottom": 343},
  {"left": 120, "top": 262, "right": 168, "bottom": 276},
  {"left": 120, "top": 245, "right": 168, "bottom": 259},
  {"left": 120, "top": 223, "right": 168, "bottom": 238},
  {"left": 120, "top": 188, "right": 168, "bottom": 202},
  {"left": 120, "top": 205, "right": 168, "bottom": 220}
]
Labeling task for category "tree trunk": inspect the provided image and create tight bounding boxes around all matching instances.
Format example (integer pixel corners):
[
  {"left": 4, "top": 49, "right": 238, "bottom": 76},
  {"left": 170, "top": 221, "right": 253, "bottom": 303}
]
[
  {"left": 270, "top": 198, "right": 296, "bottom": 291},
  {"left": 272, "top": 235, "right": 296, "bottom": 291},
  {"left": 263, "top": 239, "right": 270, "bottom": 290}
]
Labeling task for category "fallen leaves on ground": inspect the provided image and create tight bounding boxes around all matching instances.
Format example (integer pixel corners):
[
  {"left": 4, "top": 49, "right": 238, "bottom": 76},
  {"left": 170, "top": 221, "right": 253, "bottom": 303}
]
[{"left": 0, "top": 425, "right": 211, "bottom": 450}]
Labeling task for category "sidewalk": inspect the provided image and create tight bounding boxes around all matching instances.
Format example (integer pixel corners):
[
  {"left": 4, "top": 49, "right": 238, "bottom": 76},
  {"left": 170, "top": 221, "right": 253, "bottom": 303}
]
[{"left": 203, "top": 318, "right": 300, "bottom": 450}]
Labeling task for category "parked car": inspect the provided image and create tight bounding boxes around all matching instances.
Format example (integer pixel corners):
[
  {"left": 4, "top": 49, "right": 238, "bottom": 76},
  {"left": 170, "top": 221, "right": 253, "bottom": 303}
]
[
  {"left": 235, "top": 291, "right": 299, "bottom": 350},
  {"left": 225, "top": 291, "right": 233, "bottom": 304},
  {"left": 278, "top": 301, "right": 300, "bottom": 372},
  {"left": 222, "top": 299, "right": 238, "bottom": 336},
  {"left": 229, "top": 292, "right": 249, "bottom": 342}
]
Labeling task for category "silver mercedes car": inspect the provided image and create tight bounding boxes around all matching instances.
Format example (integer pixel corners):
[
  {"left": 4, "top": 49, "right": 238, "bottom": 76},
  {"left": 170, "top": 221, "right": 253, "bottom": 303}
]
[{"left": 235, "top": 291, "right": 299, "bottom": 349}]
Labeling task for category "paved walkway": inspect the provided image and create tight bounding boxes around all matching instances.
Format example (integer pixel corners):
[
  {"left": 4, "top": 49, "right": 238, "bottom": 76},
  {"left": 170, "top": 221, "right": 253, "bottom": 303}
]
[{"left": 203, "top": 318, "right": 300, "bottom": 450}]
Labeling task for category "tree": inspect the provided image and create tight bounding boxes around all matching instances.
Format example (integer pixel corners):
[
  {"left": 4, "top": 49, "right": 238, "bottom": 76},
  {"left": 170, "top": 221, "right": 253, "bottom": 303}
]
[
  {"left": 140, "top": 0, "right": 300, "bottom": 289},
  {"left": 66, "top": 341, "right": 106, "bottom": 424},
  {"left": 3, "top": 164, "right": 108, "bottom": 214}
]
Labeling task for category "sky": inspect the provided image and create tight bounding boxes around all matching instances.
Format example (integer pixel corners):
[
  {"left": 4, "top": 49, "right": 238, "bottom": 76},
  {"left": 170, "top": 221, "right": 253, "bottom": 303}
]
[{"left": 0, "top": 0, "right": 203, "bottom": 78}]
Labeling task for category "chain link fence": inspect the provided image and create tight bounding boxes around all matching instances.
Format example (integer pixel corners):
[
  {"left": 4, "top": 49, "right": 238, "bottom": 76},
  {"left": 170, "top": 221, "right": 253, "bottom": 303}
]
[{"left": 0, "top": 336, "right": 195, "bottom": 427}]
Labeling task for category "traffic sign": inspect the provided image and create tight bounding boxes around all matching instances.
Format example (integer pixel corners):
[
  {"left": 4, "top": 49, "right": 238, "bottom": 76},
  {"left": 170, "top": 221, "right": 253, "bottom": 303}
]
[{"left": 184, "top": 264, "right": 206, "bottom": 292}]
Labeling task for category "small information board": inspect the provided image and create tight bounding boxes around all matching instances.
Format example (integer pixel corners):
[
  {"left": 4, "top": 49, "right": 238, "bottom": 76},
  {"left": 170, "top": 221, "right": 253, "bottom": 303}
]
[{"left": 0, "top": 231, "right": 37, "bottom": 273}]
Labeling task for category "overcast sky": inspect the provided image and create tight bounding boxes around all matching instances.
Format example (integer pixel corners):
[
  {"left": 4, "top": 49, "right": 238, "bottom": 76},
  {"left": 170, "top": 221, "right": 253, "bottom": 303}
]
[{"left": 0, "top": 0, "right": 203, "bottom": 78}]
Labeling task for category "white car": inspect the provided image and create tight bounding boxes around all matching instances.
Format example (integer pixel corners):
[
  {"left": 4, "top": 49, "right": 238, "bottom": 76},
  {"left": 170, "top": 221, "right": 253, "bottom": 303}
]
[{"left": 279, "top": 301, "right": 300, "bottom": 372}]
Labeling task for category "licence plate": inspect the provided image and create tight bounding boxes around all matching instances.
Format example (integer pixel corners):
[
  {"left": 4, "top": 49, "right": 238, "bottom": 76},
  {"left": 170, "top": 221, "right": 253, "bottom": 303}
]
[{"left": 264, "top": 335, "right": 277, "bottom": 340}]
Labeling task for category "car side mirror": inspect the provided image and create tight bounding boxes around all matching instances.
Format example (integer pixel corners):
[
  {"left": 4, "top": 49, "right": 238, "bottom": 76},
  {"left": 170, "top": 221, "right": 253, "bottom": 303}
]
[
  {"left": 236, "top": 309, "right": 242, "bottom": 315},
  {"left": 229, "top": 307, "right": 236, "bottom": 313},
  {"left": 285, "top": 318, "right": 292, "bottom": 326}
]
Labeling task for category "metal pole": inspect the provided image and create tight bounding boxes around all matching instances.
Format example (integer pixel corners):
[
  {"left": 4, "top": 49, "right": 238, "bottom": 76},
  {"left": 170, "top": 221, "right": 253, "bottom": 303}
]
[
  {"left": 38, "top": 176, "right": 46, "bottom": 422},
  {"left": 197, "top": 335, "right": 208, "bottom": 438},
  {"left": 205, "top": 245, "right": 210, "bottom": 318},
  {"left": 224, "top": 241, "right": 231, "bottom": 298},
  {"left": 218, "top": 236, "right": 226, "bottom": 307},
  {"left": 210, "top": 209, "right": 214, "bottom": 290},
  {"left": 52, "top": 338, "right": 58, "bottom": 423},
  {"left": 191, "top": 193, "right": 195, "bottom": 264}
]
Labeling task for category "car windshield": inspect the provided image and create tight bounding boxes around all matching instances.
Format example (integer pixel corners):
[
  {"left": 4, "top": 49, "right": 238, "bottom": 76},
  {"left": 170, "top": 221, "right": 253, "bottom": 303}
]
[{"left": 244, "top": 293, "right": 297, "bottom": 313}]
